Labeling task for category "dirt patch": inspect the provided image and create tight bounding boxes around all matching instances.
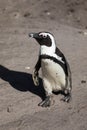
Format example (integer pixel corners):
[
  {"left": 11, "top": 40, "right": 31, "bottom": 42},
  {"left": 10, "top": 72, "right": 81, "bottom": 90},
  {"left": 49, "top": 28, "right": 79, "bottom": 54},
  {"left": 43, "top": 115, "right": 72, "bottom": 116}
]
[{"left": 0, "top": 0, "right": 87, "bottom": 130}]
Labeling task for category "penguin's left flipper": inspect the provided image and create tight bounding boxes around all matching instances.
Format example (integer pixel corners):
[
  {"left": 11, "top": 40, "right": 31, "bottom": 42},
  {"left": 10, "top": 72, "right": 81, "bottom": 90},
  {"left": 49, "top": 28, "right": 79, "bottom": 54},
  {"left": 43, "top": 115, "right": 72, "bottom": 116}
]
[
  {"left": 32, "top": 70, "right": 39, "bottom": 86},
  {"left": 32, "top": 56, "right": 41, "bottom": 86},
  {"left": 38, "top": 95, "right": 55, "bottom": 107}
]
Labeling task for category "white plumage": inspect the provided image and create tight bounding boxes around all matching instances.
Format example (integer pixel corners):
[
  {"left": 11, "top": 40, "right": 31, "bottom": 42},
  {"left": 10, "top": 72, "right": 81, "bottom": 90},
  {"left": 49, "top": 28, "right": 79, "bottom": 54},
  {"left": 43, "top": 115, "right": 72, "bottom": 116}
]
[{"left": 42, "top": 59, "right": 66, "bottom": 94}]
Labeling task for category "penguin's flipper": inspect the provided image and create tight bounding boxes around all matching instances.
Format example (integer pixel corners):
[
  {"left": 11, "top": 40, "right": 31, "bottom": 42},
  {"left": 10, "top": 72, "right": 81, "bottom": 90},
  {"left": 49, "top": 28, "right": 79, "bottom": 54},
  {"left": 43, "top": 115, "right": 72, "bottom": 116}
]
[
  {"left": 32, "top": 56, "right": 41, "bottom": 86},
  {"left": 32, "top": 70, "right": 39, "bottom": 86}
]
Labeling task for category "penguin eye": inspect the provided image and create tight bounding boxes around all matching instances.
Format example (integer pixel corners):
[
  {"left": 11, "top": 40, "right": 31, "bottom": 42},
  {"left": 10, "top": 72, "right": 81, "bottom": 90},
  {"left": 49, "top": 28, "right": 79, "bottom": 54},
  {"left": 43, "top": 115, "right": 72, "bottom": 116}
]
[
  {"left": 39, "top": 34, "right": 47, "bottom": 38},
  {"left": 41, "top": 34, "right": 47, "bottom": 38},
  {"left": 43, "top": 35, "right": 47, "bottom": 38}
]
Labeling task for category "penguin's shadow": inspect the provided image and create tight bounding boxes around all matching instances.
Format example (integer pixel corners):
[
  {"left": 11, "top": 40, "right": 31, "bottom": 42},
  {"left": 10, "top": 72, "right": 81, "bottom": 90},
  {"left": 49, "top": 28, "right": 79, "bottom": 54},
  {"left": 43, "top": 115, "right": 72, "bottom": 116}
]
[{"left": 0, "top": 65, "right": 45, "bottom": 100}]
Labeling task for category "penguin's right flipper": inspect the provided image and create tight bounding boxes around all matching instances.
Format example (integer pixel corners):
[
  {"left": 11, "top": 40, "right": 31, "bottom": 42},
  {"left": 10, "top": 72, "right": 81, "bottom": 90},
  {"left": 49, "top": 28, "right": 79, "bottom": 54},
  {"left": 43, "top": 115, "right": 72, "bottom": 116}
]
[
  {"left": 32, "top": 70, "right": 39, "bottom": 86},
  {"left": 32, "top": 56, "right": 41, "bottom": 86}
]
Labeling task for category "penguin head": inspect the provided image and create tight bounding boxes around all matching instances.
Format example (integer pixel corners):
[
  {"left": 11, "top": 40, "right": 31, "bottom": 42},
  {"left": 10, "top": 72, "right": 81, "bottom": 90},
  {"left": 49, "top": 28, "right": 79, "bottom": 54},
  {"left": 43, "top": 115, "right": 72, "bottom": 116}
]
[
  {"left": 29, "top": 32, "right": 56, "bottom": 55},
  {"left": 29, "top": 32, "right": 55, "bottom": 47}
]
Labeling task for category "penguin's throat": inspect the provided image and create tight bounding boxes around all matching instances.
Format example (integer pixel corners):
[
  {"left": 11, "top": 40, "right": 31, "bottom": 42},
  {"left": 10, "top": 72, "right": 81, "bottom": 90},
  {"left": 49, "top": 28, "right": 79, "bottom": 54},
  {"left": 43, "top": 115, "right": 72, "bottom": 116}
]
[{"left": 40, "top": 45, "right": 56, "bottom": 56}]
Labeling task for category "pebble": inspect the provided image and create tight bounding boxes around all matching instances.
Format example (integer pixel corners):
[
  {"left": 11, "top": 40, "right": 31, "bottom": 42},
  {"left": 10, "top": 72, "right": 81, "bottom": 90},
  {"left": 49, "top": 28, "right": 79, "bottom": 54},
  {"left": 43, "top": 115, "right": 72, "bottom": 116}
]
[
  {"left": 7, "top": 105, "right": 13, "bottom": 113},
  {"left": 25, "top": 66, "right": 30, "bottom": 70},
  {"left": 81, "top": 80, "right": 86, "bottom": 84}
]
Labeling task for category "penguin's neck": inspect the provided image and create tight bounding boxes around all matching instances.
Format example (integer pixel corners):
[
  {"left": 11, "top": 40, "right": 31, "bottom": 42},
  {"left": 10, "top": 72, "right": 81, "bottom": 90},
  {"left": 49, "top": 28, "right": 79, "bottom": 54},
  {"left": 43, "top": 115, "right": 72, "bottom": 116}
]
[
  {"left": 40, "top": 45, "right": 64, "bottom": 64},
  {"left": 40, "top": 43, "right": 56, "bottom": 56}
]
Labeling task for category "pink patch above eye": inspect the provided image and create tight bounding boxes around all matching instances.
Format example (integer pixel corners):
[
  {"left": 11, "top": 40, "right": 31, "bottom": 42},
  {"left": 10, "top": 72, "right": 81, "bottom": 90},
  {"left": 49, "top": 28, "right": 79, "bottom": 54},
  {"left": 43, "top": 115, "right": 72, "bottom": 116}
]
[{"left": 39, "top": 33, "right": 47, "bottom": 38}]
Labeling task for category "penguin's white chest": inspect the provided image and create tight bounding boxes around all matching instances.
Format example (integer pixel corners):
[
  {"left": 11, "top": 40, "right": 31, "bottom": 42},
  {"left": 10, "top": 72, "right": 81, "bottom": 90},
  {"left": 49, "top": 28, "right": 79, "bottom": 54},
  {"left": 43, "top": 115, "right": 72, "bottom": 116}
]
[{"left": 41, "top": 59, "right": 66, "bottom": 91}]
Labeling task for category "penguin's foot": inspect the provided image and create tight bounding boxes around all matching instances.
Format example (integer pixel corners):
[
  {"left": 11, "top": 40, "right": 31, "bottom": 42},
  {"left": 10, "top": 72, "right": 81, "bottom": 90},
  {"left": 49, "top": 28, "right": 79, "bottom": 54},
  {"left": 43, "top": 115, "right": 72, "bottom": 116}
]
[
  {"left": 61, "top": 93, "right": 72, "bottom": 103},
  {"left": 32, "top": 70, "right": 39, "bottom": 86},
  {"left": 38, "top": 95, "right": 55, "bottom": 107}
]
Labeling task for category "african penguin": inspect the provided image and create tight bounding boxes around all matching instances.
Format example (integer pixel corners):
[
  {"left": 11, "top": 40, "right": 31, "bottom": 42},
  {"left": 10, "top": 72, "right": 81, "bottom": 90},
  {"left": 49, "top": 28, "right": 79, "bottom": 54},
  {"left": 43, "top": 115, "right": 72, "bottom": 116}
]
[{"left": 29, "top": 32, "right": 72, "bottom": 107}]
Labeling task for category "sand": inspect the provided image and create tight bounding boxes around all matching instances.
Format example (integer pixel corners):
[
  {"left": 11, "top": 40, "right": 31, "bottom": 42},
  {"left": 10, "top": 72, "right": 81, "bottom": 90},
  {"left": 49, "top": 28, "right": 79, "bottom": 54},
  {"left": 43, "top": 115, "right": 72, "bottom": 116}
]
[{"left": 0, "top": 0, "right": 87, "bottom": 130}]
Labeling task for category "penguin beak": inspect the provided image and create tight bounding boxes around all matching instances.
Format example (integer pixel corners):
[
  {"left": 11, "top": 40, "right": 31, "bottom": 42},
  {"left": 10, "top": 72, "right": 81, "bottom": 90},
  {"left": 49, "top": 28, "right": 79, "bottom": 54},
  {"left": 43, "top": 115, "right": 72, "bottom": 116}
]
[{"left": 29, "top": 33, "right": 40, "bottom": 39}]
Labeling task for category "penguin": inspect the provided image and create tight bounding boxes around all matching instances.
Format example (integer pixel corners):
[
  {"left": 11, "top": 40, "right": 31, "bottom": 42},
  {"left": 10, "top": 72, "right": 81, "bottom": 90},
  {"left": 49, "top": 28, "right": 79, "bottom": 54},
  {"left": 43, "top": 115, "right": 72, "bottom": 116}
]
[{"left": 29, "top": 32, "right": 72, "bottom": 107}]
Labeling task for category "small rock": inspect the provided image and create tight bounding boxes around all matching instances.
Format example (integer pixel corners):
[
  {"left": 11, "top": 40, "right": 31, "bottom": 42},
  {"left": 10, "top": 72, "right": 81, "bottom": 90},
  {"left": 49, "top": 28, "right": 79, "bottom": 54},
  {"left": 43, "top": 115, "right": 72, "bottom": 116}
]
[
  {"left": 46, "top": 12, "right": 51, "bottom": 16},
  {"left": 7, "top": 105, "right": 13, "bottom": 113},
  {"left": 24, "top": 12, "right": 31, "bottom": 17},
  {"left": 25, "top": 66, "right": 30, "bottom": 70},
  {"left": 44, "top": 10, "right": 51, "bottom": 16},
  {"left": 13, "top": 12, "right": 20, "bottom": 19},
  {"left": 78, "top": 30, "right": 87, "bottom": 36},
  {"left": 81, "top": 80, "right": 86, "bottom": 84},
  {"left": 68, "top": 8, "right": 75, "bottom": 13},
  {"left": 83, "top": 31, "right": 87, "bottom": 35}
]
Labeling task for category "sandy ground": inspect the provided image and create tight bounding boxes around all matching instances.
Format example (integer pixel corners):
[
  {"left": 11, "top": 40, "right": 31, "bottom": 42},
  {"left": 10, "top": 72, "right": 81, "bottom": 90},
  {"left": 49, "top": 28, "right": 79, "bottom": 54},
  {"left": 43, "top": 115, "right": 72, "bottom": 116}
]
[{"left": 0, "top": 0, "right": 87, "bottom": 130}]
